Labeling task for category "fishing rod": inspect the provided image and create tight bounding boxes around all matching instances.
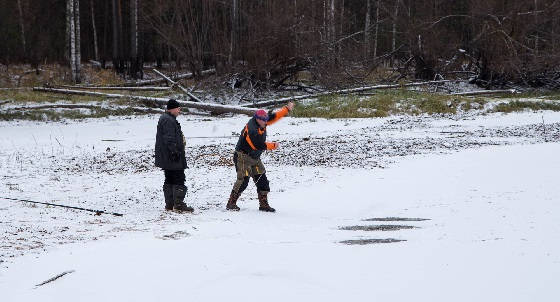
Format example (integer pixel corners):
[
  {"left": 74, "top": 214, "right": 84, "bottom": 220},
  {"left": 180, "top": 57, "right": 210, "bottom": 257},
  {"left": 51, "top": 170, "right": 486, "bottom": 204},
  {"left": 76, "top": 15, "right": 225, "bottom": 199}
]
[{"left": 0, "top": 196, "right": 123, "bottom": 217}]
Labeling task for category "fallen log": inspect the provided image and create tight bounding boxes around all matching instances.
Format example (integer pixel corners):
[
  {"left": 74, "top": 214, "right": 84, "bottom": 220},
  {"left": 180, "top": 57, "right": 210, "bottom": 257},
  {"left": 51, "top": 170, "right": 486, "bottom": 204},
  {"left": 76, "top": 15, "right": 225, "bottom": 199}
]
[
  {"left": 32, "top": 87, "right": 255, "bottom": 115},
  {"left": 7, "top": 103, "right": 163, "bottom": 114},
  {"left": 450, "top": 89, "right": 516, "bottom": 96},
  {"left": 242, "top": 80, "right": 451, "bottom": 108},
  {"left": 123, "top": 68, "right": 216, "bottom": 86},
  {"left": 153, "top": 69, "right": 201, "bottom": 102},
  {"left": 58, "top": 85, "right": 171, "bottom": 91}
]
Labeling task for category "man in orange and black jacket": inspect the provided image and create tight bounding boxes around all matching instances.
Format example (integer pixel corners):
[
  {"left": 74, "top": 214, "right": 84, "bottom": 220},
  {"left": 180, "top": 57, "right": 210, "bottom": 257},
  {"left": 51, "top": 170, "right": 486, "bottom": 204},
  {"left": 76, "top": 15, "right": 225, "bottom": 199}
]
[{"left": 226, "top": 101, "right": 295, "bottom": 212}]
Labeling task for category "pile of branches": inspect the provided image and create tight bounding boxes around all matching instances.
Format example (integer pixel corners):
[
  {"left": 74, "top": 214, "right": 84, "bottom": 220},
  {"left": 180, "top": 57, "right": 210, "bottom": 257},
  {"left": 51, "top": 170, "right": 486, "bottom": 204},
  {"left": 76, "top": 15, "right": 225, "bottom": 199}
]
[{"left": 228, "top": 56, "right": 312, "bottom": 90}]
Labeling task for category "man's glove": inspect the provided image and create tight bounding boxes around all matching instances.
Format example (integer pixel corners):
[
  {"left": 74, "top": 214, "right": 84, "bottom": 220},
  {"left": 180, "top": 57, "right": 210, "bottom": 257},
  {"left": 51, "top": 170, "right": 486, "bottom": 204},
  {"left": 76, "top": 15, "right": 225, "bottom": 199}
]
[
  {"left": 170, "top": 151, "right": 180, "bottom": 162},
  {"left": 266, "top": 142, "right": 279, "bottom": 150}
]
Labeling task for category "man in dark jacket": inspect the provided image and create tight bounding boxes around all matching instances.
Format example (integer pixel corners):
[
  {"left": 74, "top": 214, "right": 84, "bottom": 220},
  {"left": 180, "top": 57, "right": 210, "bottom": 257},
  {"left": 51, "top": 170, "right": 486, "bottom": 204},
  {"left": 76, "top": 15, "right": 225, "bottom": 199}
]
[
  {"left": 155, "top": 99, "right": 193, "bottom": 212},
  {"left": 226, "top": 101, "right": 294, "bottom": 212}
]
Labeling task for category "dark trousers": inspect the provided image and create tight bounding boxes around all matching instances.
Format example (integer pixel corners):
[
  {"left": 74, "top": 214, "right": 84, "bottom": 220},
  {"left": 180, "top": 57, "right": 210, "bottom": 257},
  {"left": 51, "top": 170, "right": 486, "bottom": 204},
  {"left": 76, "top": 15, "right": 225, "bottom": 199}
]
[
  {"left": 233, "top": 152, "right": 270, "bottom": 193},
  {"left": 164, "top": 169, "right": 185, "bottom": 185}
]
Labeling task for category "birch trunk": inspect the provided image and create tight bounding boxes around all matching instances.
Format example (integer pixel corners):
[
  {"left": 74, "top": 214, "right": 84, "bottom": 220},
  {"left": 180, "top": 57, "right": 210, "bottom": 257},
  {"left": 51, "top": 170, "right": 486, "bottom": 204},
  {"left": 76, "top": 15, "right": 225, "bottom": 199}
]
[
  {"left": 17, "top": 0, "right": 26, "bottom": 55},
  {"left": 90, "top": 0, "right": 99, "bottom": 61},
  {"left": 130, "top": 0, "right": 140, "bottom": 78},
  {"left": 130, "top": 0, "right": 138, "bottom": 59},
  {"left": 364, "top": 0, "right": 371, "bottom": 60},
  {"left": 74, "top": 0, "right": 81, "bottom": 83},
  {"left": 67, "top": 0, "right": 77, "bottom": 83}
]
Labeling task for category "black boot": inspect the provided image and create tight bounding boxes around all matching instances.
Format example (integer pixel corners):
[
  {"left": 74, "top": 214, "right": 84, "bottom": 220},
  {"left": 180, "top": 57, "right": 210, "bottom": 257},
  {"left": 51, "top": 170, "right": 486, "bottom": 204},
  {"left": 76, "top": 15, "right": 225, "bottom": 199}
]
[
  {"left": 226, "top": 190, "right": 241, "bottom": 211},
  {"left": 258, "top": 191, "right": 275, "bottom": 212},
  {"left": 172, "top": 185, "right": 194, "bottom": 213},
  {"left": 163, "top": 184, "right": 174, "bottom": 210}
]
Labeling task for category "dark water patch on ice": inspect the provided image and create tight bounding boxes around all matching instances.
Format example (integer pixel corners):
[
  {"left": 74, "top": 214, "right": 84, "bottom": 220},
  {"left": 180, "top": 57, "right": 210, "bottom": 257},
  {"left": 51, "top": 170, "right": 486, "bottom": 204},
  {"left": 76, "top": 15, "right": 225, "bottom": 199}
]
[
  {"left": 340, "top": 238, "right": 405, "bottom": 245},
  {"left": 363, "top": 217, "right": 430, "bottom": 222},
  {"left": 339, "top": 225, "right": 416, "bottom": 231}
]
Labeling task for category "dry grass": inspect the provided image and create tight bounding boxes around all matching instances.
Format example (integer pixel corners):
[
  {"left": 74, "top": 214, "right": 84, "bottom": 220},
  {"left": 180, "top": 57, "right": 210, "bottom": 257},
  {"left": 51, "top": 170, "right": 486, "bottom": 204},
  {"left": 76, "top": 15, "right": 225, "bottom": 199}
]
[{"left": 292, "top": 89, "right": 483, "bottom": 118}]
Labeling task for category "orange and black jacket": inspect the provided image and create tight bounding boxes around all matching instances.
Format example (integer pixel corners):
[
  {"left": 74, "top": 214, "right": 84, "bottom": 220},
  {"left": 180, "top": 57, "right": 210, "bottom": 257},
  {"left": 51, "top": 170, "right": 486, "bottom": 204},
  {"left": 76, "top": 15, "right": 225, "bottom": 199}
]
[{"left": 235, "top": 106, "right": 290, "bottom": 159}]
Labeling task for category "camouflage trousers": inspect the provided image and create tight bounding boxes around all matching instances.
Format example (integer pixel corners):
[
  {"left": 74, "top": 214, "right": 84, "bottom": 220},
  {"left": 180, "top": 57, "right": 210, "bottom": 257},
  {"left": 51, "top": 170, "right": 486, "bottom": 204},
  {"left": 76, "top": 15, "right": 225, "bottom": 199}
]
[{"left": 231, "top": 151, "right": 269, "bottom": 193}]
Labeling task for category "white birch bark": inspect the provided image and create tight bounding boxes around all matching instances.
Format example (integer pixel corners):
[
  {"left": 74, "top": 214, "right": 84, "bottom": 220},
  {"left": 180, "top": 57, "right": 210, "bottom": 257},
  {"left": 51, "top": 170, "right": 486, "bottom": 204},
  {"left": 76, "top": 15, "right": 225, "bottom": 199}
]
[
  {"left": 68, "top": 0, "right": 77, "bottom": 83},
  {"left": 74, "top": 0, "right": 81, "bottom": 83},
  {"left": 130, "top": 0, "right": 138, "bottom": 59},
  {"left": 364, "top": 0, "right": 371, "bottom": 60}
]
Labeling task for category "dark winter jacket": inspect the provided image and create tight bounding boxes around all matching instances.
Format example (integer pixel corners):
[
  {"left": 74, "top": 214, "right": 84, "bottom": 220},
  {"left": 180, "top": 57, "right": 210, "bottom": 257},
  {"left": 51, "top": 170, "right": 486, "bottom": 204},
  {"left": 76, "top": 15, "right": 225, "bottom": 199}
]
[
  {"left": 155, "top": 112, "right": 187, "bottom": 170},
  {"left": 235, "top": 106, "right": 290, "bottom": 159}
]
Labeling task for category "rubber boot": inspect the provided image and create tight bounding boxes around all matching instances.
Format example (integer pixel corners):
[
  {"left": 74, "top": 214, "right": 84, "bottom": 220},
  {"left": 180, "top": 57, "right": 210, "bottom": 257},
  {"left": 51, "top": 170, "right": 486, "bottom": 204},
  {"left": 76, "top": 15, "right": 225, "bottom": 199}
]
[
  {"left": 258, "top": 191, "right": 275, "bottom": 212},
  {"left": 163, "top": 184, "right": 174, "bottom": 210},
  {"left": 172, "top": 185, "right": 194, "bottom": 213},
  {"left": 226, "top": 190, "right": 241, "bottom": 211}
]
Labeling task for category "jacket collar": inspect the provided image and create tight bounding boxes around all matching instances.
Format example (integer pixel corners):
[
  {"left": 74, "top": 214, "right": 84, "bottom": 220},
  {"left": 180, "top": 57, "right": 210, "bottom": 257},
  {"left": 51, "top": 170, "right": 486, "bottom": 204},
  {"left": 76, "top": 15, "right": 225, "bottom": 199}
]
[
  {"left": 166, "top": 112, "right": 177, "bottom": 120},
  {"left": 250, "top": 116, "right": 266, "bottom": 130}
]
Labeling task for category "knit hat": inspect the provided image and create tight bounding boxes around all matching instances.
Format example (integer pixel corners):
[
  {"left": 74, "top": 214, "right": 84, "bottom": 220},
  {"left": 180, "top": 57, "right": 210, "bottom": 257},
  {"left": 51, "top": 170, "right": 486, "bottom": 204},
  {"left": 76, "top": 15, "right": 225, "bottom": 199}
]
[
  {"left": 254, "top": 109, "right": 269, "bottom": 121},
  {"left": 167, "top": 99, "right": 180, "bottom": 110}
]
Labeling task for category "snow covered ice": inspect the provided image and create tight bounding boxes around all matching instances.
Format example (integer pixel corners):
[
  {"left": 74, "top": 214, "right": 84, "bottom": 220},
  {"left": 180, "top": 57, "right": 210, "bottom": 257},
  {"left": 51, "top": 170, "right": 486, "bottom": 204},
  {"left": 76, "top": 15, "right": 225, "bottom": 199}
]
[{"left": 1, "top": 111, "right": 559, "bottom": 301}]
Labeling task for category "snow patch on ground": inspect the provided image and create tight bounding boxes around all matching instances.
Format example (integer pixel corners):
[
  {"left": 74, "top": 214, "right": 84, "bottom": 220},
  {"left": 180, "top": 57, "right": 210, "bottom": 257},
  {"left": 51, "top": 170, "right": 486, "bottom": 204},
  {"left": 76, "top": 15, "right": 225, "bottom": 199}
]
[
  {"left": 1, "top": 112, "right": 560, "bottom": 265},
  {"left": 1, "top": 142, "right": 559, "bottom": 301}
]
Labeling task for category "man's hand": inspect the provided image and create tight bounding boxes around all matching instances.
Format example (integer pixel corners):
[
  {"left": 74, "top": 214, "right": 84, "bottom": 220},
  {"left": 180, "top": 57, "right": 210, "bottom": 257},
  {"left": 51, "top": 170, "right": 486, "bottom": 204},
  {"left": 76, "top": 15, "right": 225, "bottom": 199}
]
[
  {"left": 286, "top": 101, "right": 295, "bottom": 112},
  {"left": 266, "top": 142, "right": 279, "bottom": 150}
]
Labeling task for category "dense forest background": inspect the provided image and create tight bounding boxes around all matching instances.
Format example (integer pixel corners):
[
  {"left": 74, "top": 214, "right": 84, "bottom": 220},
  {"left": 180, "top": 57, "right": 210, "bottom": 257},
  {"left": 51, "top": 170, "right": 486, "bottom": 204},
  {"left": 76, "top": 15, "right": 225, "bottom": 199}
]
[{"left": 1, "top": 0, "right": 559, "bottom": 88}]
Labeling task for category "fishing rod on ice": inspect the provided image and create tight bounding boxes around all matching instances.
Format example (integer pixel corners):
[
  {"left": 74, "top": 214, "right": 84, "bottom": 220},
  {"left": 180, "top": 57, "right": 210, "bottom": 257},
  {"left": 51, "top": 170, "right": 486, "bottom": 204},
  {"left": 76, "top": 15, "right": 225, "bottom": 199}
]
[{"left": 0, "top": 196, "right": 124, "bottom": 217}]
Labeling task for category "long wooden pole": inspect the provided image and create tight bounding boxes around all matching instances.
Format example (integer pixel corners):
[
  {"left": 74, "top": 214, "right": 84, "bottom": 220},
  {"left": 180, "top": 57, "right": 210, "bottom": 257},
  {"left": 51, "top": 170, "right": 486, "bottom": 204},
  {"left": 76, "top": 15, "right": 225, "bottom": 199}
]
[
  {"left": 59, "top": 85, "right": 171, "bottom": 91},
  {"left": 152, "top": 69, "right": 201, "bottom": 102},
  {"left": 33, "top": 87, "right": 255, "bottom": 115}
]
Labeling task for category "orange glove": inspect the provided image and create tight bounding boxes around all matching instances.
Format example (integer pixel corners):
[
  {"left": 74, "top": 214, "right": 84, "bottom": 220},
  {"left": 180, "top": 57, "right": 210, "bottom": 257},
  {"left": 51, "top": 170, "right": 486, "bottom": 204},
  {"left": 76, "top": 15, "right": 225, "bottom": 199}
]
[{"left": 266, "top": 142, "right": 279, "bottom": 150}]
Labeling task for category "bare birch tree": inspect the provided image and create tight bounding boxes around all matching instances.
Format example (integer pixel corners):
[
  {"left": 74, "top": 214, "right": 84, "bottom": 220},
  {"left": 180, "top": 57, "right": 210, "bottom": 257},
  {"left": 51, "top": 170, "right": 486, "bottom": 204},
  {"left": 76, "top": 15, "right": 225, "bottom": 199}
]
[
  {"left": 373, "top": 0, "right": 380, "bottom": 58},
  {"left": 74, "top": 0, "right": 81, "bottom": 83},
  {"left": 67, "top": 0, "right": 77, "bottom": 83},
  {"left": 130, "top": 0, "right": 141, "bottom": 78},
  {"left": 364, "top": 0, "right": 371, "bottom": 60}
]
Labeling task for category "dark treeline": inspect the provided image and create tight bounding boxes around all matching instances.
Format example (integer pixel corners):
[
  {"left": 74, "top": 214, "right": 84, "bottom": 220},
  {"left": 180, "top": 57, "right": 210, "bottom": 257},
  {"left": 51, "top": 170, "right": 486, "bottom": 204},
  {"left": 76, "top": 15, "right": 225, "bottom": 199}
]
[{"left": 1, "top": 0, "right": 559, "bottom": 88}]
